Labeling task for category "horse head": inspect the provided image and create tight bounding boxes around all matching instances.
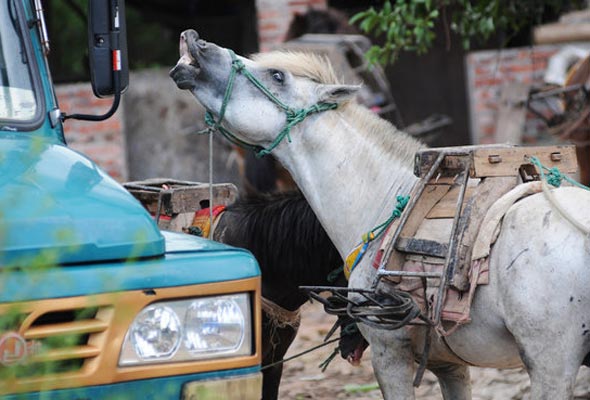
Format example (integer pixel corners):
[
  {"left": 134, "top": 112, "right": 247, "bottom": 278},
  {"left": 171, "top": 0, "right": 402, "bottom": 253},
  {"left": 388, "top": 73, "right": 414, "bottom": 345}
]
[{"left": 170, "top": 29, "right": 359, "bottom": 157}]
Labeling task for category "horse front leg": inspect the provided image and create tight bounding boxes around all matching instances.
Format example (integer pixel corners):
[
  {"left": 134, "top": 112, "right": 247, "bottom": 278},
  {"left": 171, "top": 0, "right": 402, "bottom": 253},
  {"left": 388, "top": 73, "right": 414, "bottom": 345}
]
[
  {"left": 428, "top": 362, "right": 472, "bottom": 400},
  {"left": 363, "top": 327, "right": 417, "bottom": 399}
]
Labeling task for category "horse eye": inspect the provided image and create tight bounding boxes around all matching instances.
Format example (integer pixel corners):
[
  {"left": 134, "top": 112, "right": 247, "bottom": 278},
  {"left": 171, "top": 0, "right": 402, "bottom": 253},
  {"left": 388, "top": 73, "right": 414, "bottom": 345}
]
[{"left": 270, "top": 70, "right": 284, "bottom": 84}]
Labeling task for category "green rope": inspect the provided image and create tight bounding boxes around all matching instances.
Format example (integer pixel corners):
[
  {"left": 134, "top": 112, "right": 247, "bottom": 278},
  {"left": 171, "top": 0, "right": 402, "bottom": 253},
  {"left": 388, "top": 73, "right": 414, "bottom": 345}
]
[
  {"left": 327, "top": 265, "right": 344, "bottom": 283},
  {"left": 529, "top": 156, "right": 590, "bottom": 190},
  {"left": 318, "top": 323, "right": 360, "bottom": 372},
  {"left": 362, "top": 195, "right": 410, "bottom": 243},
  {"left": 197, "top": 49, "right": 338, "bottom": 158},
  {"left": 346, "top": 195, "right": 410, "bottom": 278}
]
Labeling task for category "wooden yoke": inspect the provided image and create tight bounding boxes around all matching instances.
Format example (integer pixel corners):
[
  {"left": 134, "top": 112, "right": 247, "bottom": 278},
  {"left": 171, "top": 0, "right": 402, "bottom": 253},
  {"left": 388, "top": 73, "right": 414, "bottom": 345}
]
[{"left": 376, "top": 144, "right": 578, "bottom": 302}]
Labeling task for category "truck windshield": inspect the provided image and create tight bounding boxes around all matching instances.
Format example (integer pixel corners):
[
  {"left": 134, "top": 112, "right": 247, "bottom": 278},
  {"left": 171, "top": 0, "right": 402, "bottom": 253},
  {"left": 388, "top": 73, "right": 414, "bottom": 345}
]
[{"left": 0, "top": 0, "right": 37, "bottom": 122}]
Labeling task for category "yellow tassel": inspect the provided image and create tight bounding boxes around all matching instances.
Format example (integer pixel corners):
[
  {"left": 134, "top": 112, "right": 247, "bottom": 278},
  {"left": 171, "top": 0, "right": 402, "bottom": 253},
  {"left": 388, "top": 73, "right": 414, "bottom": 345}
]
[{"left": 344, "top": 243, "right": 363, "bottom": 280}]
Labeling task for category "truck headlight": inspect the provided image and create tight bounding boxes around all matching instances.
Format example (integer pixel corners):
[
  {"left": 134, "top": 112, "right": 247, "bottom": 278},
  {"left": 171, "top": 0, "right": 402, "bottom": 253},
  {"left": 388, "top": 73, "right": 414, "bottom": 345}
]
[
  {"left": 184, "top": 298, "right": 244, "bottom": 353},
  {"left": 129, "top": 305, "right": 181, "bottom": 360},
  {"left": 119, "top": 293, "right": 252, "bottom": 366}
]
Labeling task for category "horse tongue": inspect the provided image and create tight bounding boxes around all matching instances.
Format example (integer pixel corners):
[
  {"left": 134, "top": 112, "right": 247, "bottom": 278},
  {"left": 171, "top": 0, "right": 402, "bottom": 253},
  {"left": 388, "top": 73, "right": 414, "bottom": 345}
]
[{"left": 178, "top": 38, "right": 193, "bottom": 66}]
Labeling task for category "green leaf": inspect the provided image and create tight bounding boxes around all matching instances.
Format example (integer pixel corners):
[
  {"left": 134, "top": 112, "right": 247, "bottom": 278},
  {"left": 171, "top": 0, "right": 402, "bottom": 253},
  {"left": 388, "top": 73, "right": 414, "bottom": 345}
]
[
  {"left": 349, "top": 12, "right": 366, "bottom": 25},
  {"left": 344, "top": 382, "right": 380, "bottom": 393},
  {"left": 383, "top": 1, "right": 392, "bottom": 15}
]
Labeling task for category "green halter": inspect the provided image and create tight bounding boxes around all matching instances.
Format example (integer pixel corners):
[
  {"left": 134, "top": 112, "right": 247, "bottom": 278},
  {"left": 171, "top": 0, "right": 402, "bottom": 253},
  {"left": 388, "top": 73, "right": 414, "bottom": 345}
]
[{"left": 199, "top": 49, "right": 338, "bottom": 158}]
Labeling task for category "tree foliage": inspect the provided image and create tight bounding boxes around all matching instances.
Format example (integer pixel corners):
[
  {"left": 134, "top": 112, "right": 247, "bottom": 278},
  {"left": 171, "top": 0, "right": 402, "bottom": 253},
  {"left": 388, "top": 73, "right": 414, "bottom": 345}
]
[{"left": 350, "top": 0, "right": 583, "bottom": 65}]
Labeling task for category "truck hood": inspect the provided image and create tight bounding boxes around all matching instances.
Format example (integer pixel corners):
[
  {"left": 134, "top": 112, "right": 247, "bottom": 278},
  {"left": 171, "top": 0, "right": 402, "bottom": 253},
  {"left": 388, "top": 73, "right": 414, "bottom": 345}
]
[{"left": 0, "top": 136, "right": 164, "bottom": 267}]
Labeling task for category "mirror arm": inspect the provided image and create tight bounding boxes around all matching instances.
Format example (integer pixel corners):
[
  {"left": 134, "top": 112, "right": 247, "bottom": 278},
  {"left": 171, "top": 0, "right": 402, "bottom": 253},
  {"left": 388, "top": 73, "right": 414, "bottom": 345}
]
[{"left": 62, "top": 61, "right": 121, "bottom": 122}]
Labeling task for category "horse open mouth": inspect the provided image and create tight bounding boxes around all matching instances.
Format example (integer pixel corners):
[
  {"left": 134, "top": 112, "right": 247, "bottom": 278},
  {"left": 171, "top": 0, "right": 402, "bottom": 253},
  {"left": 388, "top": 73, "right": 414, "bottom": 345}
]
[
  {"left": 169, "top": 29, "right": 204, "bottom": 90},
  {"left": 178, "top": 30, "right": 201, "bottom": 71}
]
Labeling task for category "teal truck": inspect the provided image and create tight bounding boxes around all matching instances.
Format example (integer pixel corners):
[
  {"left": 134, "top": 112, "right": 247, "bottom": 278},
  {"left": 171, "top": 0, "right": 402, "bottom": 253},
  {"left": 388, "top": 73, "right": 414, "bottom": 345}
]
[{"left": 0, "top": 0, "right": 262, "bottom": 398}]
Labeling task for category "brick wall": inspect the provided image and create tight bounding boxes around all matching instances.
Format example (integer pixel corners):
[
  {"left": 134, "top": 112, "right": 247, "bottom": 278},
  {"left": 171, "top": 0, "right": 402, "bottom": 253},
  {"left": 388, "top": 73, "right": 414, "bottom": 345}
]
[
  {"left": 255, "top": 0, "right": 327, "bottom": 51},
  {"left": 465, "top": 45, "right": 563, "bottom": 145},
  {"left": 56, "top": 83, "right": 127, "bottom": 181}
]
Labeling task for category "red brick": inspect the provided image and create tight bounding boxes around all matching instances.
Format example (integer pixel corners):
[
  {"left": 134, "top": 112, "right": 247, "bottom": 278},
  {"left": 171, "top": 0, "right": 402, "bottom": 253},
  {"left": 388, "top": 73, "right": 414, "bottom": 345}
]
[
  {"left": 474, "top": 77, "right": 503, "bottom": 87},
  {"left": 258, "top": 10, "right": 281, "bottom": 20},
  {"left": 259, "top": 22, "right": 280, "bottom": 31}
]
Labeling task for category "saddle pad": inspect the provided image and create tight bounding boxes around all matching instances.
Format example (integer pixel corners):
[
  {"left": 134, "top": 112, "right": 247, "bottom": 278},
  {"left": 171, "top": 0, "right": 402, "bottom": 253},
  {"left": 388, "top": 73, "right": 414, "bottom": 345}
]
[{"left": 396, "top": 181, "right": 544, "bottom": 335}]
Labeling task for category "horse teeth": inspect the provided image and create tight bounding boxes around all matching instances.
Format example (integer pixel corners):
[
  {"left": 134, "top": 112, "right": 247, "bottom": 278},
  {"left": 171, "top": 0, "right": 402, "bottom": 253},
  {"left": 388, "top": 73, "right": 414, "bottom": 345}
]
[{"left": 179, "top": 54, "right": 192, "bottom": 66}]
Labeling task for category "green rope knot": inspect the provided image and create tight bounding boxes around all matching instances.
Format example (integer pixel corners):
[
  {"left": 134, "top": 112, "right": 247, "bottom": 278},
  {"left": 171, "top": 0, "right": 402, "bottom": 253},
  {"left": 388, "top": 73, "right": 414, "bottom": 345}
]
[
  {"left": 529, "top": 155, "right": 590, "bottom": 190},
  {"left": 546, "top": 167, "right": 563, "bottom": 187},
  {"left": 392, "top": 195, "right": 410, "bottom": 217},
  {"left": 195, "top": 111, "right": 218, "bottom": 135},
  {"left": 342, "top": 323, "right": 359, "bottom": 335},
  {"left": 231, "top": 58, "right": 245, "bottom": 72},
  {"left": 363, "top": 194, "right": 410, "bottom": 243},
  {"left": 204, "top": 111, "right": 217, "bottom": 127}
]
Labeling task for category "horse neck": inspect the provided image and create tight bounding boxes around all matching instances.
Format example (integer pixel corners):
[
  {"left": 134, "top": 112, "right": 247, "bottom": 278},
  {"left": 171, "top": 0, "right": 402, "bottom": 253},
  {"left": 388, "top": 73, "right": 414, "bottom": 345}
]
[{"left": 274, "top": 105, "right": 422, "bottom": 258}]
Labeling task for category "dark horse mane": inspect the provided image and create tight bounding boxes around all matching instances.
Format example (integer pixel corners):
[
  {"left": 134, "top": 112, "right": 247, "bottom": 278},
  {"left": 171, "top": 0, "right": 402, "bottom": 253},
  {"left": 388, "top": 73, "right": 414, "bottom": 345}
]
[
  {"left": 216, "top": 190, "right": 342, "bottom": 292},
  {"left": 213, "top": 191, "right": 364, "bottom": 400}
]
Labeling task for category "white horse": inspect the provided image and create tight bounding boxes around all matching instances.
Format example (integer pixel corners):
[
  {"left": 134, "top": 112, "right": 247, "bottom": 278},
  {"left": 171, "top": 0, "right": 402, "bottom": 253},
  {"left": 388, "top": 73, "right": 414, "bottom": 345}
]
[{"left": 170, "top": 29, "right": 590, "bottom": 399}]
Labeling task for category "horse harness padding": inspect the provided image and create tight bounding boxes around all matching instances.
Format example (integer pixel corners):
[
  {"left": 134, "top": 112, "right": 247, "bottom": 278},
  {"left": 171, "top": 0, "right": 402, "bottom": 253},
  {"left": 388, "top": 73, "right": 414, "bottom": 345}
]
[{"left": 373, "top": 144, "right": 578, "bottom": 334}]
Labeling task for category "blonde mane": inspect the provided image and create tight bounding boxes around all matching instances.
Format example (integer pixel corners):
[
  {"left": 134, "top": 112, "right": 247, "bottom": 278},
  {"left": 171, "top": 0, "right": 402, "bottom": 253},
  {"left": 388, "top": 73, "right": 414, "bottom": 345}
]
[
  {"left": 252, "top": 51, "right": 341, "bottom": 85},
  {"left": 252, "top": 50, "right": 425, "bottom": 167},
  {"left": 345, "top": 105, "right": 425, "bottom": 167}
]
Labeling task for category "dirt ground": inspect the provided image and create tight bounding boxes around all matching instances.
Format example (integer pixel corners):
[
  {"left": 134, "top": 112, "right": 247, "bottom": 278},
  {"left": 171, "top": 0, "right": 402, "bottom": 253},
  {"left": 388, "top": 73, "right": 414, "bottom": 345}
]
[{"left": 278, "top": 301, "right": 590, "bottom": 400}]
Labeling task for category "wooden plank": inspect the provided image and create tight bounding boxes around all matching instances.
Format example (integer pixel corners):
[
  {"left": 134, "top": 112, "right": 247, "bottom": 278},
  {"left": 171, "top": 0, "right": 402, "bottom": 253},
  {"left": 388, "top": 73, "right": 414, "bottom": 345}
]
[
  {"left": 124, "top": 180, "right": 238, "bottom": 216},
  {"left": 399, "top": 184, "right": 451, "bottom": 238},
  {"left": 534, "top": 22, "right": 590, "bottom": 44},
  {"left": 473, "top": 145, "right": 578, "bottom": 177},
  {"left": 427, "top": 186, "right": 475, "bottom": 219},
  {"left": 414, "top": 144, "right": 512, "bottom": 178},
  {"left": 168, "top": 183, "right": 238, "bottom": 214},
  {"left": 395, "top": 237, "right": 448, "bottom": 258}
]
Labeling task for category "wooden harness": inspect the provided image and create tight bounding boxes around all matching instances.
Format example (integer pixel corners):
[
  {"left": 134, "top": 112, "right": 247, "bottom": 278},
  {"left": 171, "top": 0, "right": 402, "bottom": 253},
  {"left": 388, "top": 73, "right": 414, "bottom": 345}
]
[{"left": 372, "top": 144, "right": 578, "bottom": 333}]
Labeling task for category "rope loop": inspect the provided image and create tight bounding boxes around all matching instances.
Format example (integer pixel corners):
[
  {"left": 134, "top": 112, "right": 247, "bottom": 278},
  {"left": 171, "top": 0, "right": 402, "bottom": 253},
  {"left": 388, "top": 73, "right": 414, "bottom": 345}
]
[{"left": 231, "top": 58, "right": 245, "bottom": 72}]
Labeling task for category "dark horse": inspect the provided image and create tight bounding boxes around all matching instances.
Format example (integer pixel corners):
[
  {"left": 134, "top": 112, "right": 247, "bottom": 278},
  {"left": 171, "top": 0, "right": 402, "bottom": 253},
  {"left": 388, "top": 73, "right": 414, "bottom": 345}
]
[{"left": 211, "top": 191, "right": 366, "bottom": 400}]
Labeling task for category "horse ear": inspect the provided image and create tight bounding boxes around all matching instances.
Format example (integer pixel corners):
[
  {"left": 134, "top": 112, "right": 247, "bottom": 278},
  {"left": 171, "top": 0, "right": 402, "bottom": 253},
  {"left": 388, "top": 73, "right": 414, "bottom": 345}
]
[{"left": 316, "top": 84, "right": 360, "bottom": 104}]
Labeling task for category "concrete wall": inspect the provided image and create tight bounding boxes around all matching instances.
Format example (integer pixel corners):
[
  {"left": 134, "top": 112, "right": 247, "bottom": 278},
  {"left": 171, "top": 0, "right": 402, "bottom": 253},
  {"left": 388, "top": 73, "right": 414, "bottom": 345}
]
[{"left": 122, "top": 68, "right": 241, "bottom": 186}]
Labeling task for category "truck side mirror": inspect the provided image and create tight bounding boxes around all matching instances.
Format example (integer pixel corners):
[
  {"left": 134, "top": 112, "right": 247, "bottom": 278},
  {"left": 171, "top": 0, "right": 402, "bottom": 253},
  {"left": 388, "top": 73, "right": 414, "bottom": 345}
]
[{"left": 88, "top": 0, "right": 128, "bottom": 98}]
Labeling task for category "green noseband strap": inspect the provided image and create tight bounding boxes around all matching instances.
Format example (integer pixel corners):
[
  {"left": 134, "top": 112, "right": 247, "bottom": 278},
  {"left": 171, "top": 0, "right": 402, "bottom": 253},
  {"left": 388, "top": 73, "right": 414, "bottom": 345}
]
[{"left": 198, "top": 49, "right": 338, "bottom": 158}]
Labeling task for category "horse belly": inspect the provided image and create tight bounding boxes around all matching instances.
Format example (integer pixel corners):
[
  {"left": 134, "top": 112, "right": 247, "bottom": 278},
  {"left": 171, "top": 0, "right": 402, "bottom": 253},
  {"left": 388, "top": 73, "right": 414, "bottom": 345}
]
[
  {"left": 458, "top": 188, "right": 590, "bottom": 369},
  {"left": 441, "top": 283, "right": 523, "bottom": 368}
]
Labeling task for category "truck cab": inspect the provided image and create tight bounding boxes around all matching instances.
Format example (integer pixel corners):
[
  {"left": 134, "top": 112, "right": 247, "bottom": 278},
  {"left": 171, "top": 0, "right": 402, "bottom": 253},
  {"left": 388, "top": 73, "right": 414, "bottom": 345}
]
[{"left": 0, "top": 1, "right": 261, "bottom": 398}]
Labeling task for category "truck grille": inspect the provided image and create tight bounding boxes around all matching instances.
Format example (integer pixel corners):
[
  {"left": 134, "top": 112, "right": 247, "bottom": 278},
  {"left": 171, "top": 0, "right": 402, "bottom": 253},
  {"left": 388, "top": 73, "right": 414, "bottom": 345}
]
[{"left": 1, "top": 305, "right": 113, "bottom": 379}]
